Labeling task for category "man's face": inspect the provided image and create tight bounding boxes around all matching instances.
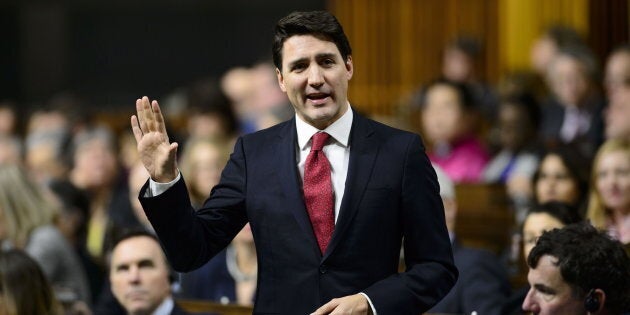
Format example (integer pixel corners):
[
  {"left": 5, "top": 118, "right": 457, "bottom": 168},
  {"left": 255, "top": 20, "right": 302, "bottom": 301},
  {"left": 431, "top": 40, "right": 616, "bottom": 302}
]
[
  {"left": 522, "top": 255, "right": 586, "bottom": 315},
  {"left": 605, "top": 51, "right": 630, "bottom": 99},
  {"left": 110, "top": 236, "right": 172, "bottom": 315},
  {"left": 276, "top": 35, "right": 353, "bottom": 130}
]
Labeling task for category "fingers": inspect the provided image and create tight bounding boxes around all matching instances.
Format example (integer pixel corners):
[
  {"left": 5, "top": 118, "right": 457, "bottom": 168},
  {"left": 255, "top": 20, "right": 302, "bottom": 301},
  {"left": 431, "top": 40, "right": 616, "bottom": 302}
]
[
  {"left": 130, "top": 115, "right": 142, "bottom": 143},
  {"left": 135, "top": 96, "right": 169, "bottom": 137},
  {"left": 151, "top": 100, "right": 169, "bottom": 137},
  {"left": 311, "top": 299, "right": 339, "bottom": 315}
]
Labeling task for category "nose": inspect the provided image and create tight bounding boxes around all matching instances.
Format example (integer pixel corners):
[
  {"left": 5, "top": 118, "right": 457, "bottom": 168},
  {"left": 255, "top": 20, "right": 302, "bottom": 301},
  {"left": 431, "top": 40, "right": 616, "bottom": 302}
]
[
  {"left": 522, "top": 287, "right": 539, "bottom": 313},
  {"left": 127, "top": 266, "right": 141, "bottom": 284},
  {"left": 307, "top": 66, "right": 324, "bottom": 87}
]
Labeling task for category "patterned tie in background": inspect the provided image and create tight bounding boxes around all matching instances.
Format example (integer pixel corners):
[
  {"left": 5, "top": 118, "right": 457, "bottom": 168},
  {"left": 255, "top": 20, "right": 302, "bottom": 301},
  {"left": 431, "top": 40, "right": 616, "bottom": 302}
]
[{"left": 303, "top": 132, "right": 335, "bottom": 254}]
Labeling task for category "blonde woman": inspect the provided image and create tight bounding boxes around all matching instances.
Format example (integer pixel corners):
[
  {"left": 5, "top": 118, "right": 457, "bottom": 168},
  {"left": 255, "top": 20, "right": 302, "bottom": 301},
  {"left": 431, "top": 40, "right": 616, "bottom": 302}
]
[
  {"left": 587, "top": 139, "right": 630, "bottom": 244},
  {"left": 178, "top": 137, "right": 257, "bottom": 305},
  {"left": 179, "top": 137, "right": 230, "bottom": 207},
  {"left": 0, "top": 163, "right": 91, "bottom": 303}
]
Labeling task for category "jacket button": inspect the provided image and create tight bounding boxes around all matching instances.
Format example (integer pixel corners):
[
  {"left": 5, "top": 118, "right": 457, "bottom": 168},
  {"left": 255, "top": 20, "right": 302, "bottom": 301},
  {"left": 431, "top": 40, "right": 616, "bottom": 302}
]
[{"left": 319, "top": 265, "right": 327, "bottom": 274}]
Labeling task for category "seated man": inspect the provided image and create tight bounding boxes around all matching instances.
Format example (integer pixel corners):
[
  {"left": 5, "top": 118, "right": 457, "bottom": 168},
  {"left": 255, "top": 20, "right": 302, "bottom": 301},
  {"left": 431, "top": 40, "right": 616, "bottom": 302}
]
[
  {"left": 523, "top": 223, "right": 630, "bottom": 314},
  {"left": 109, "top": 230, "right": 189, "bottom": 315},
  {"left": 429, "top": 165, "right": 511, "bottom": 315}
]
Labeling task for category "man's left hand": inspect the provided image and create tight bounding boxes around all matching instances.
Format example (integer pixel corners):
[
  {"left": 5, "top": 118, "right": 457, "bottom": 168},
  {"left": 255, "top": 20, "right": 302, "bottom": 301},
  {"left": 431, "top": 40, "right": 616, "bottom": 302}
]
[{"left": 310, "top": 294, "right": 371, "bottom": 315}]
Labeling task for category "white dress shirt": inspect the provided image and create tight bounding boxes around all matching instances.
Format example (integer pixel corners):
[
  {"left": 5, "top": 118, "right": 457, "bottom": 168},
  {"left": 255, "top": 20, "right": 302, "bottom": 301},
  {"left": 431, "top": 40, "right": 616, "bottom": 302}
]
[
  {"left": 151, "top": 296, "right": 174, "bottom": 315},
  {"left": 295, "top": 106, "right": 352, "bottom": 222}
]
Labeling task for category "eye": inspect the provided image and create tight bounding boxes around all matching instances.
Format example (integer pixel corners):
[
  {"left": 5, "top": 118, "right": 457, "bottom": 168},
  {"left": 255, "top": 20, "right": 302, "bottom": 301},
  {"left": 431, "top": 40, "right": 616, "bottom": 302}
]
[
  {"left": 321, "top": 58, "right": 335, "bottom": 67},
  {"left": 291, "top": 63, "right": 307, "bottom": 72}
]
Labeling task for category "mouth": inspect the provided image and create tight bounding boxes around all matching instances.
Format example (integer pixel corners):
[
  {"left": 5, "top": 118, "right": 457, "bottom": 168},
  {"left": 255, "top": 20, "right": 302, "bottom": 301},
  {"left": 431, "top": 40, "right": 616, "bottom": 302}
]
[{"left": 306, "top": 92, "right": 331, "bottom": 105}]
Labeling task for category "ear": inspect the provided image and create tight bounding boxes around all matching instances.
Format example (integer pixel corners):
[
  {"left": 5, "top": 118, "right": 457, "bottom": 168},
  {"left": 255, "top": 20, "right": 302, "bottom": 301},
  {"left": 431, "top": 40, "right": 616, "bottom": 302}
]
[
  {"left": 589, "top": 289, "right": 606, "bottom": 314},
  {"left": 276, "top": 68, "right": 286, "bottom": 92},
  {"left": 345, "top": 55, "right": 354, "bottom": 80}
]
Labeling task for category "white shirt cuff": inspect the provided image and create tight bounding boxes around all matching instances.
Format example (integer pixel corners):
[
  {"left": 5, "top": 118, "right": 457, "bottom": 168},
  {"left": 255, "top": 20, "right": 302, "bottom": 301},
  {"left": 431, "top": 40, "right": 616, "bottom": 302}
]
[
  {"left": 146, "top": 172, "right": 181, "bottom": 197},
  {"left": 359, "top": 292, "right": 377, "bottom": 315}
]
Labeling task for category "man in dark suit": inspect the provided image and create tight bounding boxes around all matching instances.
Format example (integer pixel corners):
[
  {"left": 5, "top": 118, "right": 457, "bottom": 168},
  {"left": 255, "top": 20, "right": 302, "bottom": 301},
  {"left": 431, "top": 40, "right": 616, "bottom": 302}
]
[
  {"left": 429, "top": 165, "right": 510, "bottom": 315},
  {"left": 109, "top": 230, "right": 190, "bottom": 315},
  {"left": 131, "top": 10, "right": 456, "bottom": 314}
]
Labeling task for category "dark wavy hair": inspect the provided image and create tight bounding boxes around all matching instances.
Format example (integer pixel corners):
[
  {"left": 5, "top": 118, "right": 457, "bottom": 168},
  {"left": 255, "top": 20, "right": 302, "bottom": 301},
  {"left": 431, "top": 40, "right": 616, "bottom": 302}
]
[
  {"left": 528, "top": 223, "right": 630, "bottom": 313},
  {"left": 272, "top": 11, "right": 352, "bottom": 70},
  {"left": 527, "top": 201, "right": 582, "bottom": 226}
]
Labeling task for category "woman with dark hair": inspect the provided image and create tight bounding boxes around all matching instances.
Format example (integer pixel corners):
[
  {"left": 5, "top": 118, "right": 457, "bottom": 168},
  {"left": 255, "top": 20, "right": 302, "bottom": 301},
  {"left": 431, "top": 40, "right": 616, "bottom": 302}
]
[
  {"left": 0, "top": 249, "right": 61, "bottom": 315},
  {"left": 532, "top": 145, "right": 590, "bottom": 216}
]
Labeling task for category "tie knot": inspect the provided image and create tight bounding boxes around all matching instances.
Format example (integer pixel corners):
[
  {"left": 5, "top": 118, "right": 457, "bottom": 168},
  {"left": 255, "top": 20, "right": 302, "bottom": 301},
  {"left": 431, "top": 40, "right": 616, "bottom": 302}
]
[{"left": 310, "top": 132, "right": 330, "bottom": 151}]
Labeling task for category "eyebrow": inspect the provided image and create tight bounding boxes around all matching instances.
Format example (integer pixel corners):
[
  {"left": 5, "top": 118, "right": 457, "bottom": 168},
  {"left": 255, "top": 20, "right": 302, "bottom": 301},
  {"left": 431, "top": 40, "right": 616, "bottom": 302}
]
[
  {"left": 533, "top": 283, "right": 556, "bottom": 294},
  {"left": 287, "top": 53, "right": 338, "bottom": 69}
]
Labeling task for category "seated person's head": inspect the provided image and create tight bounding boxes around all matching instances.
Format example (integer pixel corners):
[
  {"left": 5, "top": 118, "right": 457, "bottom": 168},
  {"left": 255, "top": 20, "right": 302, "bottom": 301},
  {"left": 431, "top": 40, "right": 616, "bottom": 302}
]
[
  {"left": 496, "top": 93, "right": 540, "bottom": 152},
  {"left": 442, "top": 36, "right": 482, "bottom": 83},
  {"left": 420, "top": 79, "right": 478, "bottom": 147},
  {"left": 0, "top": 249, "right": 60, "bottom": 315},
  {"left": 533, "top": 146, "right": 589, "bottom": 207},
  {"left": 522, "top": 201, "right": 582, "bottom": 258},
  {"left": 546, "top": 48, "right": 596, "bottom": 107},
  {"left": 523, "top": 223, "right": 630, "bottom": 314},
  {"left": 109, "top": 230, "right": 173, "bottom": 315}
]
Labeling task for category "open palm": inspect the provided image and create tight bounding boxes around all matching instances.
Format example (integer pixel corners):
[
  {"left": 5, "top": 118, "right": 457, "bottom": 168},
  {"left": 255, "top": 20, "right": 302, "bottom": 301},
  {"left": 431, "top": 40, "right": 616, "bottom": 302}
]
[{"left": 131, "top": 96, "right": 179, "bottom": 183}]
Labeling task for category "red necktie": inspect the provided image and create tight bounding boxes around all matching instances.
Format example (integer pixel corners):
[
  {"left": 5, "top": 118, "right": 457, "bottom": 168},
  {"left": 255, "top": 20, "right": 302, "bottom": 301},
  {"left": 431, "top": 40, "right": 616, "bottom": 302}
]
[{"left": 303, "top": 132, "right": 334, "bottom": 254}]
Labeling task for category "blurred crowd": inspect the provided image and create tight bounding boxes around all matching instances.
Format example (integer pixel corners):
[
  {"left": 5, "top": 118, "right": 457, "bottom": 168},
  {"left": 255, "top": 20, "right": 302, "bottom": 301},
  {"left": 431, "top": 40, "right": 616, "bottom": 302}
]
[{"left": 0, "top": 24, "right": 629, "bottom": 314}]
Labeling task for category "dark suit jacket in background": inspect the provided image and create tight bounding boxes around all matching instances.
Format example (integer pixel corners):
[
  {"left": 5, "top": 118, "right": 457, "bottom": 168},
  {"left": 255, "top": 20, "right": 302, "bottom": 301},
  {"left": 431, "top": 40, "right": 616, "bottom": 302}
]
[
  {"left": 429, "top": 241, "right": 511, "bottom": 315},
  {"left": 140, "top": 113, "right": 457, "bottom": 314}
]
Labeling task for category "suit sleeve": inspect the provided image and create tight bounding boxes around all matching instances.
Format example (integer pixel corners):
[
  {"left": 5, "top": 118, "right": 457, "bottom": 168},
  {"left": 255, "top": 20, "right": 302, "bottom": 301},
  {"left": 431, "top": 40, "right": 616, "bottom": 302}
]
[
  {"left": 139, "top": 138, "right": 248, "bottom": 272},
  {"left": 363, "top": 134, "right": 458, "bottom": 314},
  {"left": 460, "top": 251, "right": 511, "bottom": 315}
]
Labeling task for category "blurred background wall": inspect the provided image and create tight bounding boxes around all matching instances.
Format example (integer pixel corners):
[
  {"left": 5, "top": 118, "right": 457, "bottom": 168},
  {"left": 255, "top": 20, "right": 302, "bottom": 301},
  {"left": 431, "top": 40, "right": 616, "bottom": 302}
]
[{"left": 0, "top": 0, "right": 628, "bottom": 115}]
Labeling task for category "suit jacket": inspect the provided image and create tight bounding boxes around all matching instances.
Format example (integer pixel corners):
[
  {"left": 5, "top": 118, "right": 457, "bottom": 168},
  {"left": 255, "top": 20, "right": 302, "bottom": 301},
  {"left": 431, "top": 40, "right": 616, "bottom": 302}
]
[
  {"left": 171, "top": 304, "right": 191, "bottom": 315},
  {"left": 140, "top": 113, "right": 457, "bottom": 314},
  {"left": 429, "top": 241, "right": 511, "bottom": 315},
  {"left": 540, "top": 96, "right": 604, "bottom": 158}
]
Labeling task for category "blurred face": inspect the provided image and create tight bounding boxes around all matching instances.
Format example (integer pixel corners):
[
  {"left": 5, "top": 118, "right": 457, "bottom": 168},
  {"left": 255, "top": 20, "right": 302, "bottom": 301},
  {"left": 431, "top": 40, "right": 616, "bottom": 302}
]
[
  {"left": 442, "top": 48, "right": 473, "bottom": 82},
  {"left": 190, "top": 143, "right": 224, "bottom": 197},
  {"left": 0, "top": 107, "right": 16, "bottom": 135},
  {"left": 548, "top": 55, "right": 589, "bottom": 106},
  {"left": 276, "top": 35, "right": 353, "bottom": 130},
  {"left": 605, "top": 51, "right": 630, "bottom": 99},
  {"left": 522, "top": 213, "right": 564, "bottom": 259},
  {"left": 595, "top": 150, "right": 630, "bottom": 212},
  {"left": 536, "top": 155, "right": 579, "bottom": 205},
  {"left": 499, "top": 103, "right": 530, "bottom": 151},
  {"left": 523, "top": 255, "right": 585, "bottom": 315},
  {"left": 187, "top": 114, "right": 226, "bottom": 139},
  {"left": 110, "top": 236, "right": 171, "bottom": 315},
  {"left": 605, "top": 88, "right": 630, "bottom": 140},
  {"left": 72, "top": 138, "right": 117, "bottom": 190},
  {"left": 422, "top": 84, "right": 466, "bottom": 144},
  {"left": 531, "top": 37, "right": 558, "bottom": 74}
]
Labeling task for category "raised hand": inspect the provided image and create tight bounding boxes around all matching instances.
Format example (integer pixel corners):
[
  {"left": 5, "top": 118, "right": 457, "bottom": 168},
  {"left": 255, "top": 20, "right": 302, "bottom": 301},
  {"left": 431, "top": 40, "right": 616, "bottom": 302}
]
[{"left": 131, "top": 96, "right": 179, "bottom": 183}]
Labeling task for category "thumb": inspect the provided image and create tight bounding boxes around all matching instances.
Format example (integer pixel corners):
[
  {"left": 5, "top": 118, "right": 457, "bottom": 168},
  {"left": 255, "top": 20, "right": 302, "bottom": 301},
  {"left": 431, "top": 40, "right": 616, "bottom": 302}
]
[{"left": 169, "top": 142, "right": 179, "bottom": 157}]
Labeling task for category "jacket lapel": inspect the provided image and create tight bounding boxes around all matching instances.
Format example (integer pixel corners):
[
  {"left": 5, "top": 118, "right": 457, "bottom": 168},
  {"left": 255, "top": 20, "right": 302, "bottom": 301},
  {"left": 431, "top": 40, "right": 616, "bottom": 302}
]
[{"left": 323, "top": 114, "right": 378, "bottom": 260}]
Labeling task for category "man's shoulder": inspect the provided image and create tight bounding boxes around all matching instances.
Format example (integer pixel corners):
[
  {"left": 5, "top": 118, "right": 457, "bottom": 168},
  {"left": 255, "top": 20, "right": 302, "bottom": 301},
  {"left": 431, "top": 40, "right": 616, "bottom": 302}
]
[
  {"left": 355, "top": 114, "right": 420, "bottom": 140},
  {"left": 240, "top": 119, "right": 294, "bottom": 142}
]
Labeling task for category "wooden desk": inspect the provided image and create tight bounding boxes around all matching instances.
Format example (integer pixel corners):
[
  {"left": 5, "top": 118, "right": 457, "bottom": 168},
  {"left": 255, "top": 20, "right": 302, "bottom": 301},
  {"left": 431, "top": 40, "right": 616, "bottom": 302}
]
[
  {"left": 177, "top": 299, "right": 254, "bottom": 315},
  {"left": 454, "top": 183, "right": 514, "bottom": 254}
]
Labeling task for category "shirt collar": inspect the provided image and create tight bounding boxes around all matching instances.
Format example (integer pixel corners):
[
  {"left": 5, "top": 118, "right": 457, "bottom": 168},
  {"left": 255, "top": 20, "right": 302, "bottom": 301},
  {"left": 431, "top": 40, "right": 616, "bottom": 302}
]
[
  {"left": 296, "top": 103, "right": 353, "bottom": 150},
  {"left": 151, "top": 296, "right": 174, "bottom": 315}
]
